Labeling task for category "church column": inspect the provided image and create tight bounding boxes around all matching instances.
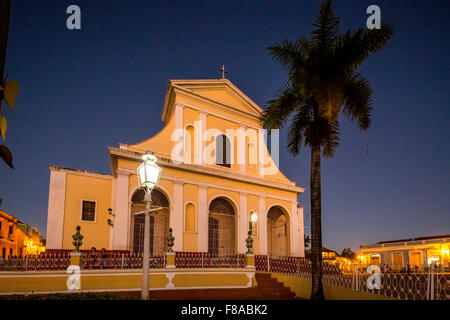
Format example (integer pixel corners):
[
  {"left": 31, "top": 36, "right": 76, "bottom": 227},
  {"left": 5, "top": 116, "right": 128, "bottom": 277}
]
[
  {"left": 258, "top": 129, "right": 264, "bottom": 177},
  {"left": 238, "top": 192, "right": 248, "bottom": 253},
  {"left": 174, "top": 102, "right": 184, "bottom": 163},
  {"left": 290, "top": 202, "right": 300, "bottom": 256},
  {"left": 258, "top": 196, "right": 267, "bottom": 255},
  {"left": 175, "top": 102, "right": 184, "bottom": 130},
  {"left": 297, "top": 206, "right": 305, "bottom": 257},
  {"left": 238, "top": 125, "right": 246, "bottom": 174},
  {"left": 46, "top": 170, "right": 66, "bottom": 249},
  {"left": 113, "top": 170, "right": 129, "bottom": 250},
  {"left": 172, "top": 182, "right": 184, "bottom": 252},
  {"left": 108, "top": 178, "right": 116, "bottom": 250},
  {"left": 198, "top": 185, "right": 208, "bottom": 252},
  {"left": 199, "top": 111, "right": 207, "bottom": 165}
]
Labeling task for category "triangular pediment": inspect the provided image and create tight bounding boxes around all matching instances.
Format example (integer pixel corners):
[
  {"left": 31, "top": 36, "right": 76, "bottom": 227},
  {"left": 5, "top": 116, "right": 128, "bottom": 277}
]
[{"left": 162, "top": 79, "right": 263, "bottom": 122}]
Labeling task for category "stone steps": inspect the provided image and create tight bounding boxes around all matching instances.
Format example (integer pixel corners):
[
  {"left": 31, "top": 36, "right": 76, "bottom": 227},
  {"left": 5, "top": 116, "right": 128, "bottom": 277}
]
[{"left": 112, "top": 273, "right": 298, "bottom": 300}]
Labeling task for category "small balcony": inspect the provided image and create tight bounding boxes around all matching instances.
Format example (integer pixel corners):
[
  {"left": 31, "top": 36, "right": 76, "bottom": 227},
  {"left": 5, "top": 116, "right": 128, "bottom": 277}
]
[
  {"left": 8, "top": 233, "right": 14, "bottom": 242},
  {"left": 0, "top": 231, "right": 4, "bottom": 238}
]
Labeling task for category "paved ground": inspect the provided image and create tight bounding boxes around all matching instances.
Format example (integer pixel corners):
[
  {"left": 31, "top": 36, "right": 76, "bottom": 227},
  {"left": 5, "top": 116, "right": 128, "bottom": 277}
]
[{"left": 0, "top": 273, "right": 301, "bottom": 300}]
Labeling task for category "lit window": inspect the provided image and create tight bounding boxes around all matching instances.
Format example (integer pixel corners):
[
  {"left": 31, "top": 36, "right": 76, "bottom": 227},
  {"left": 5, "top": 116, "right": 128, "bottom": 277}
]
[{"left": 82, "top": 200, "right": 96, "bottom": 221}]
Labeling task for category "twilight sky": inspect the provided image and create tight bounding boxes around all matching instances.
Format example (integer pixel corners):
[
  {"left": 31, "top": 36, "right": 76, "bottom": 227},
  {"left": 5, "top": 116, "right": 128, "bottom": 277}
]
[{"left": 0, "top": 0, "right": 448, "bottom": 253}]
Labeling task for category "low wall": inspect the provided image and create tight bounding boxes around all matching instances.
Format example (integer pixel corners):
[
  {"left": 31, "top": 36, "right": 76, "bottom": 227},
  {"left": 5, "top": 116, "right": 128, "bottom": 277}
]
[
  {"left": 0, "top": 268, "right": 255, "bottom": 295},
  {"left": 263, "top": 272, "right": 393, "bottom": 300}
]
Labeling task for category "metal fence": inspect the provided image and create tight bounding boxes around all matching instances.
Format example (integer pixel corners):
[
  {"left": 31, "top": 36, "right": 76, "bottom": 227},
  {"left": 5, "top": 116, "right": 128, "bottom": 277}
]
[
  {"left": 175, "top": 252, "right": 245, "bottom": 268},
  {"left": 0, "top": 252, "right": 166, "bottom": 271},
  {"left": 254, "top": 255, "right": 450, "bottom": 300},
  {"left": 1, "top": 252, "right": 448, "bottom": 300},
  {"left": 0, "top": 252, "right": 245, "bottom": 271}
]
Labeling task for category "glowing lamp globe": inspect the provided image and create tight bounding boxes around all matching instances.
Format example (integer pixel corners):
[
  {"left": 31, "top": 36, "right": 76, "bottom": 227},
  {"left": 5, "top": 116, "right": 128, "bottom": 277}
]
[
  {"left": 251, "top": 211, "right": 258, "bottom": 223},
  {"left": 137, "top": 154, "right": 162, "bottom": 191}
]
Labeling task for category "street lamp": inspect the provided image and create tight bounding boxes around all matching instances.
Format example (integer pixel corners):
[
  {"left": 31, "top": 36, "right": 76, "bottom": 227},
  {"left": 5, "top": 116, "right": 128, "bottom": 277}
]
[{"left": 136, "top": 153, "right": 162, "bottom": 300}]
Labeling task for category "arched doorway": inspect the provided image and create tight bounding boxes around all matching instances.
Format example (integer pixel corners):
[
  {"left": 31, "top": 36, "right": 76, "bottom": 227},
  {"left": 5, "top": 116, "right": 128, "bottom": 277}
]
[
  {"left": 267, "top": 206, "right": 290, "bottom": 257},
  {"left": 208, "top": 197, "right": 236, "bottom": 255},
  {"left": 131, "top": 188, "right": 169, "bottom": 255}
]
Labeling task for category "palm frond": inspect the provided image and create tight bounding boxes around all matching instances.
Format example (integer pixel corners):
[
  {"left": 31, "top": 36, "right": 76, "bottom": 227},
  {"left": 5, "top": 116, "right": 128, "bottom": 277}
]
[
  {"left": 287, "top": 104, "right": 313, "bottom": 155},
  {"left": 267, "top": 39, "right": 304, "bottom": 72},
  {"left": 343, "top": 72, "right": 372, "bottom": 130},
  {"left": 311, "top": 0, "right": 340, "bottom": 50},
  {"left": 322, "top": 120, "right": 340, "bottom": 157},
  {"left": 335, "top": 20, "right": 394, "bottom": 72},
  {"left": 261, "top": 83, "right": 301, "bottom": 129}
]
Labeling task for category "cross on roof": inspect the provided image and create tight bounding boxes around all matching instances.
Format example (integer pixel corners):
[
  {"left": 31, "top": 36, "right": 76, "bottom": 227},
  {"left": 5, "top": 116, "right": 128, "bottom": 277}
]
[{"left": 219, "top": 65, "right": 228, "bottom": 79}]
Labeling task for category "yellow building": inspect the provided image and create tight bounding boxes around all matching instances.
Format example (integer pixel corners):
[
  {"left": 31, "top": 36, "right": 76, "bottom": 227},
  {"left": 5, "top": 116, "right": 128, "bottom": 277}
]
[
  {"left": 45, "top": 79, "right": 305, "bottom": 256},
  {"left": 305, "top": 247, "right": 355, "bottom": 271},
  {"left": 0, "top": 210, "right": 45, "bottom": 258},
  {"left": 359, "top": 234, "right": 450, "bottom": 271}
]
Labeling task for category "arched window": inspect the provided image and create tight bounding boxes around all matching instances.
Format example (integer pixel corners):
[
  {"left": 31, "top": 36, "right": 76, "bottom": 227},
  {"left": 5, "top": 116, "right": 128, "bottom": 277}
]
[
  {"left": 131, "top": 188, "right": 169, "bottom": 207},
  {"left": 184, "top": 203, "right": 196, "bottom": 232},
  {"left": 184, "top": 125, "right": 195, "bottom": 164},
  {"left": 216, "top": 134, "right": 231, "bottom": 167}
]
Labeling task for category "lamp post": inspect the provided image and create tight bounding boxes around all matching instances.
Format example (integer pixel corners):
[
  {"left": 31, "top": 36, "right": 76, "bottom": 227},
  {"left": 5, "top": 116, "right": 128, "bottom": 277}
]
[{"left": 136, "top": 153, "right": 162, "bottom": 300}]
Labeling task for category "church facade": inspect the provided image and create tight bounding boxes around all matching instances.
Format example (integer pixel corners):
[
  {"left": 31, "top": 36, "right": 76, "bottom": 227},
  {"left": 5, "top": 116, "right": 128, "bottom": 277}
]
[{"left": 46, "top": 79, "right": 305, "bottom": 257}]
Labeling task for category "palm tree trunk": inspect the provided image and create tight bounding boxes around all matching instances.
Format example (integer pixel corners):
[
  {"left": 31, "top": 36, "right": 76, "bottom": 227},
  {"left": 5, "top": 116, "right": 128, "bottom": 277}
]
[{"left": 310, "top": 143, "right": 325, "bottom": 300}]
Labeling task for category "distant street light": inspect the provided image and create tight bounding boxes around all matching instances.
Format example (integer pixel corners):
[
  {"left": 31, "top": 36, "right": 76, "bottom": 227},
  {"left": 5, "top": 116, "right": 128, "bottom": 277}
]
[{"left": 136, "top": 153, "right": 162, "bottom": 300}]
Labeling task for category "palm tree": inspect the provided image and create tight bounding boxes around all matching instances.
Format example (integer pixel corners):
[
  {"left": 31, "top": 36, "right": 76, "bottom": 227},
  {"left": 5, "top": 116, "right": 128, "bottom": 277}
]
[{"left": 261, "top": 0, "right": 393, "bottom": 300}]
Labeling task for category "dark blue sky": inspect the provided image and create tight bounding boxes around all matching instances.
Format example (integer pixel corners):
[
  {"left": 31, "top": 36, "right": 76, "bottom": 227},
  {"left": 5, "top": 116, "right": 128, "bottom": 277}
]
[{"left": 0, "top": 0, "right": 448, "bottom": 253}]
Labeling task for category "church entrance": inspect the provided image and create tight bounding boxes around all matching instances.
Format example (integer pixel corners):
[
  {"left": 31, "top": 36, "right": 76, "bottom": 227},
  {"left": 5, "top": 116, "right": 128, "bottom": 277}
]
[
  {"left": 267, "top": 206, "right": 290, "bottom": 257},
  {"left": 208, "top": 197, "right": 236, "bottom": 256},
  {"left": 131, "top": 188, "right": 169, "bottom": 255}
]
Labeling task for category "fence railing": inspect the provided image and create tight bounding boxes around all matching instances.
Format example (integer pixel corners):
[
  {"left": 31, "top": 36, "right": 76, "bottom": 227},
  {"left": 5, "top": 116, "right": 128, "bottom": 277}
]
[
  {"left": 0, "top": 252, "right": 166, "bottom": 271},
  {"left": 175, "top": 252, "right": 245, "bottom": 268},
  {"left": 1, "top": 252, "right": 448, "bottom": 300},
  {"left": 0, "top": 252, "right": 245, "bottom": 271},
  {"left": 0, "top": 253, "right": 71, "bottom": 271},
  {"left": 254, "top": 255, "right": 449, "bottom": 300}
]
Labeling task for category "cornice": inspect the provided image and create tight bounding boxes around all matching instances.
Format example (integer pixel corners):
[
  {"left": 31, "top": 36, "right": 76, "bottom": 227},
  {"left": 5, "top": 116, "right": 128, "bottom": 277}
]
[
  {"left": 108, "top": 147, "right": 304, "bottom": 194},
  {"left": 48, "top": 165, "right": 113, "bottom": 180}
]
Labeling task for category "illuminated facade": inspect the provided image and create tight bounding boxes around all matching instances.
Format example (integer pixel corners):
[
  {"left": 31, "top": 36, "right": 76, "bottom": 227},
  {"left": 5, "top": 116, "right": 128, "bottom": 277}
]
[
  {"left": 306, "top": 247, "right": 355, "bottom": 271},
  {"left": 0, "top": 210, "right": 45, "bottom": 259},
  {"left": 46, "top": 79, "right": 305, "bottom": 256},
  {"left": 358, "top": 234, "right": 450, "bottom": 271}
]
